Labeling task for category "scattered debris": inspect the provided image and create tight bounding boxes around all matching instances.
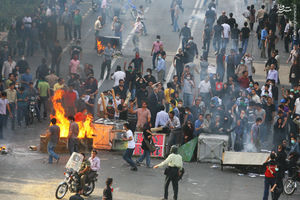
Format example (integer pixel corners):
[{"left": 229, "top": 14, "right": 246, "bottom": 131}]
[
  {"left": 210, "top": 164, "right": 219, "bottom": 169},
  {"left": 248, "top": 173, "right": 257, "bottom": 178},
  {"left": 238, "top": 173, "right": 245, "bottom": 176},
  {"left": 29, "top": 146, "right": 37, "bottom": 151},
  {"left": 0, "top": 146, "right": 8, "bottom": 154}
]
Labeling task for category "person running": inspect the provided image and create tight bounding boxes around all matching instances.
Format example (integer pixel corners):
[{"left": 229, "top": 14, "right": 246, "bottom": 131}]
[
  {"left": 136, "top": 123, "right": 153, "bottom": 168},
  {"left": 122, "top": 123, "right": 138, "bottom": 171}
]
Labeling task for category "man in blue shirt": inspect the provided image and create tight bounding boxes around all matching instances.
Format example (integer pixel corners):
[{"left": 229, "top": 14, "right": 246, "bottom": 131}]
[
  {"left": 261, "top": 26, "right": 268, "bottom": 58},
  {"left": 194, "top": 114, "right": 204, "bottom": 137},
  {"left": 157, "top": 53, "right": 166, "bottom": 83},
  {"left": 21, "top": 67, "right": 33, "bottom": 89}
]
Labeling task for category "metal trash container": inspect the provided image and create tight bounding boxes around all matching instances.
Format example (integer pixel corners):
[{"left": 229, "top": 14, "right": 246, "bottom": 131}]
[{"left": 197, "top": 134, "right": 229, "bottom": 163}]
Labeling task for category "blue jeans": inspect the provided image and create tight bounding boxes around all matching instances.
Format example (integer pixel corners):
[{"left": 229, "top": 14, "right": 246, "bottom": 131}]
[
  {"left": 173, "top": 16, "right": 179, "bottom": 32},
  {"left": 263, "top": 177, "right": 275, "bottom": 200},
  {"left": 114, "top": 31, "right": 122, "bottom": 47},
  {"left": 183, "top": 93, "right": 193, "bottom": 107},
  {"left": 130, "top": 88, "right": 136, "bottom": 100},
  {"left": 123, "top": 148, "right": 136, "bottom": 168},
  {"left": 152, "top": 52, "right": 158, "bottom": 69},
  {"left": 48, "top": 142, "right": 59, "bottom": 163},
  {"left": 17, "top": 105, "right": 29, "bottom": 126},
  {"left": 232, "top": 39, "right": 239, "bottom": 52},
  {"left": 241, "top": 38, "right": 249, "bottom": 54},
  {"left": 182, "top": 37, "right": 188, "bottom": 51},
  {"left": 0, "top": 114, "right": 5, "bottom": 139},
  {"left": 213, "top": 37, "right": 222, "bottom": 53},
  {"left": 141, "top": 21, "right": 147, "bottom": 34},
  {"left": 222, "top": 38, "right": 229, "bottom": 51},
  {"left": 137, "top": 149, "right": 151, "bottom": 167}
]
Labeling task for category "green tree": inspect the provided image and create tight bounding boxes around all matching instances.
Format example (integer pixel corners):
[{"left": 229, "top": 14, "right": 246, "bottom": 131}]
[{"left": 0, "top": 0, "right": 41, "bottom": 31}]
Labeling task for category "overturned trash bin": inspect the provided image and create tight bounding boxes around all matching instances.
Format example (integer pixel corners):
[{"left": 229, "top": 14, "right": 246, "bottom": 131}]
[{"left": 197, "top": 134, "right": 229, "bottom": 163}]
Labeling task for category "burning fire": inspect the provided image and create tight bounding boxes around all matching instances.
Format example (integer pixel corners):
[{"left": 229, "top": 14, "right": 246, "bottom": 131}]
[
  {"left": 97, "top": 40, "right": 105, "bottom": 53},
  {"left": 50, "top": 90, "right": 94, "bottom": 139}
]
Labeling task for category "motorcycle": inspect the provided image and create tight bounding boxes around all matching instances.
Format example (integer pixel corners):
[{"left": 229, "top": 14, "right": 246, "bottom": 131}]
[
  {"left": 28, "top": 96, "right": 38, "bottom": 124},
  {"left": 283, "top": 162, "right": 300, "bottom": 195},
  {"left": 55, "top": 153, "right": 97, "bottom": 199}
]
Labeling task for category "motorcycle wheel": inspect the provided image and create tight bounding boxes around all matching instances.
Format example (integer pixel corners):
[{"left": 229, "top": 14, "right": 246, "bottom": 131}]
[
  {"left": 83, "top": 181, "right": 95, "bottom": 196},
  {"left": 55, "top": 183, "right": 68, "bottom": 199},
  {"left": 283, "top": 178, "right": 296, "bottom": 195},
  {"left": 28, "top": 112, "right": 34, "bottom": 124}
]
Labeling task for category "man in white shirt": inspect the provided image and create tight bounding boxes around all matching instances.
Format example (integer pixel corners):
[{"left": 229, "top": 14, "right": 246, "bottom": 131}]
[
  {"left": 122, "top": 123, "right": 138, "bottom": 171},
  {"left": 294, "top": 97, "right": 300, "bottom": 116},
  {"left": 111, "top": 65, "right": 125, "bottom": 87},
  {"left": 266, "top": 64, "right": 278, "bottom": 83},
  {"left": 155, "top": 105, "right": 169, "bottom": 127},
  {"left": 0, "top": 91, "right": 12, "bottom": 139},
  {"left": 221, "top": 22, "right": 231, "bottom": 50},
  {"left": 198, "top": 76, "right": 212, "bottom": 105},
  {"left": 88, "top": 149, "right": 100, "bottom": 180},
  {"left": 132, "top": 18, "right": 143, "bottom": 52},
  {"left": 94, "top": 16, "right": 102, "bottom": 49}
]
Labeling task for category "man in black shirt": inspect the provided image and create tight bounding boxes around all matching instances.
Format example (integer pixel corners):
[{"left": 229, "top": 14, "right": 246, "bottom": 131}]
[
  {"left": 173, "top": 49, "right": 184, "bottom": 80},
  {"left": 144, "top": 68, "right": 156, "bottom": 84},
  {"left": 51, "top": 40, "right": 62, "bottom": 76},
  {"left": 212, "top": 20, "right": 223, "bottom": 54},
  {"left": 113, "top": 79, "right": 127, "bottom": 99},
  {"left": 184, "top": 37, "right": 198, "bottom": 63},
  {"left": 240, "top": 22, "right": 250, "bottom": 54},
  {"left": 205, "top": 6, "right": 216, "bottom": 30},
  {"left": 265, "top": 51, "right": 278, "bottom": 75},
  {"left": 231, "top": 23, "right": 240, "bottom": 52},
  {"left": 36, "top": 58, "right": 49, "bottom": 80},
  {"left": 179, "top": 22, "right": 191, "bottom": 51},
  {"left": 227, "top": 13, "right": 236, "bottom": 29},
  {"left": 263, "top": 97, "right": 275, "bottom": 145},
  {"left": 124, "top": 63, "right": 136, "bottom": 98},
  {"left": 218, "top": 11, "right": 228, "bottom": 25},
  {"left": 202, "top": 24, "right": 212, "bottom": 53},
  {"left": 16, "top": 56, "right": 29, "bottom": 74},
  {"left": 265, "top": 30, "right": 278, "bottom": 58},
  {"left": 129, "top": 52, "right": 143, "bottom": 74}
]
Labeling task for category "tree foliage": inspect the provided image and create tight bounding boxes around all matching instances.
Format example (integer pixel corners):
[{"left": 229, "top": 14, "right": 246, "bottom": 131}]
[{"left": 0, "top": 0, "right": 41, "bottom": 31}]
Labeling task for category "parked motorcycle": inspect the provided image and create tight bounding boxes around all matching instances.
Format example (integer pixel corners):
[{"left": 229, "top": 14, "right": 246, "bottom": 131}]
[
  {"left": 55, "top": 153, "right": 97, "bottom": 199},
  {"left": 284, "top": 162, "right": 300, "bottom": 195}
]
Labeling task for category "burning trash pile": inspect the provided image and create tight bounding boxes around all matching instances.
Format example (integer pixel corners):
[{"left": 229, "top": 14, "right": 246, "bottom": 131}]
[{"left": 50, "top": 89, "right": 94, "bottom": 139}]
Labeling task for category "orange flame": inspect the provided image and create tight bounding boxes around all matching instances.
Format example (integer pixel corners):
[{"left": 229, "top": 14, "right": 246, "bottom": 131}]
[
  {"left": 97, "top": 40, "right": 105, "bottom": 53},
  {"left": 50, "top": 90, "right": 94, "bottom": 139}
]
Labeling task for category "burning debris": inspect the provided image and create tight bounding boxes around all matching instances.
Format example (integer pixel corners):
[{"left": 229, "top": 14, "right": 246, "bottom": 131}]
[{"left": 50, "top": 89, "right": 94, "bottom": 139}]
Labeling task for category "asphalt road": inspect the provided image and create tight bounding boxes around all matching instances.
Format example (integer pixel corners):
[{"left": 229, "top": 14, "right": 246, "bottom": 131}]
[{"left": 0, "top": 0, "right": 299, "bottom": 199}]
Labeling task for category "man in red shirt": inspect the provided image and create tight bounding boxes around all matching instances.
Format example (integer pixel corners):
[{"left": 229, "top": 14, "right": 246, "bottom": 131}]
[
  {"left": 238, "top": 71, "right": 250, "bottom": 89},
  {"left": 64, "top": 85, "right": 77, "bottom": 116}
]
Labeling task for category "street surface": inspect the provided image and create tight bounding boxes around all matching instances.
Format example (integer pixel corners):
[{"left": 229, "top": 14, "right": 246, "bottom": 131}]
[{"left": 0, "top": 0, "right": 299, "bottom": 199}]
